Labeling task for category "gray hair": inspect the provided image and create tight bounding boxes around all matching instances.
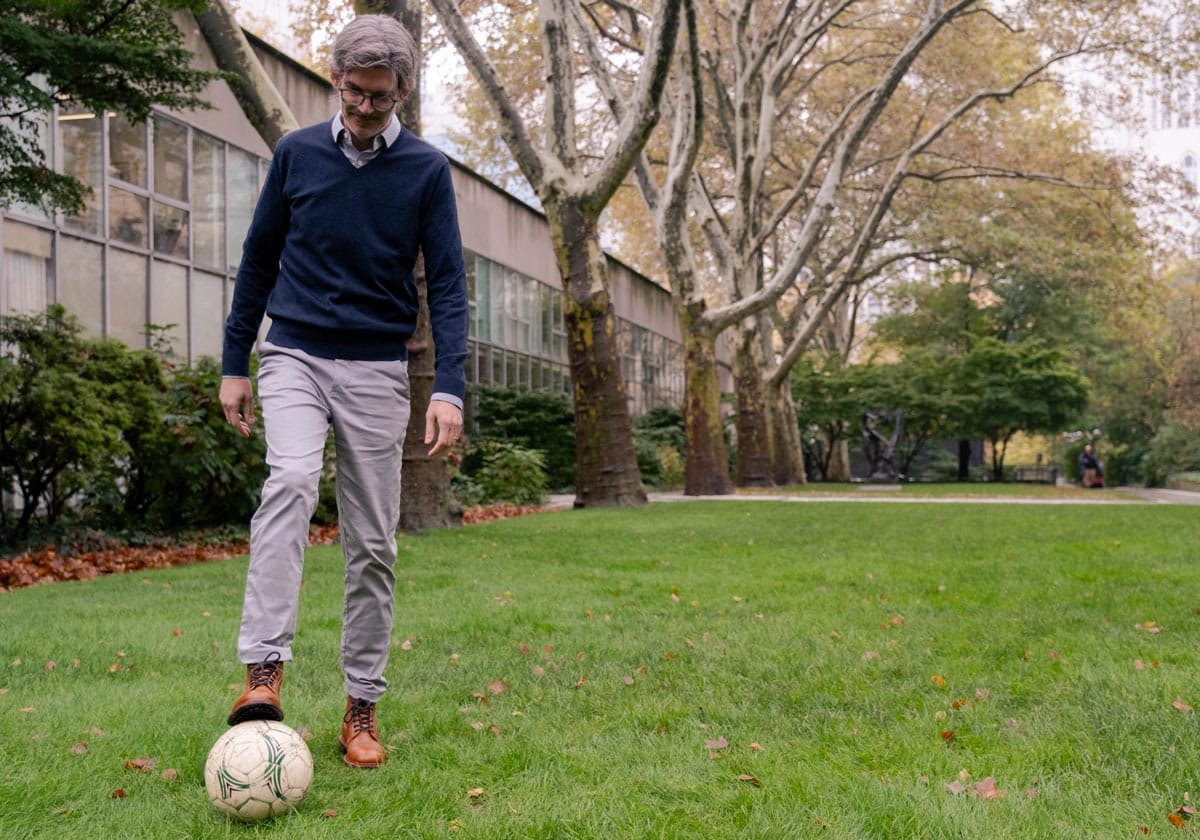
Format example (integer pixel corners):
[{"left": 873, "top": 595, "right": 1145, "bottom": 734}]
[{"left": 331, "top": 15, "right": 417, "bottom": 98}]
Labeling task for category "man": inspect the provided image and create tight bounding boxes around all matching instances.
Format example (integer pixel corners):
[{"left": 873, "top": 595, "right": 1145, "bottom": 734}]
[
  {"left": 1078, "top": 443, "right": 1102, "bottom": 488},
  {"left": 218, "top": 14, "right": 467, "bottom": 769}
]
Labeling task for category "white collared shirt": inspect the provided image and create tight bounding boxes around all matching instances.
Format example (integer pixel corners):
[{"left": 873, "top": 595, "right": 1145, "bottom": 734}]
[{"left": 331, "top": 113, "right": 402, "bottom": 167}]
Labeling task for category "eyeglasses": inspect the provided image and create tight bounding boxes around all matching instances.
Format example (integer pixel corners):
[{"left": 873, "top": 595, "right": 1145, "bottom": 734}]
[{"left": 337, "top": 87, "right": 400, "bottom": 111}]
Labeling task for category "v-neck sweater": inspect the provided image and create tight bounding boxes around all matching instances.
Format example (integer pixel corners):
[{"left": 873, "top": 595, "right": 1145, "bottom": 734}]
[{"left": 222, "top": 121, "right": 468, "bottom": 401}]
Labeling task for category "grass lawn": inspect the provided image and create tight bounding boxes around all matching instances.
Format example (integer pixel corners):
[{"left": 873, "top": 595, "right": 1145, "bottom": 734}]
[
  {"left": 734, "top": 482, "right": 1140, "bottom": 501},
  {"left": 1, "top": 500, "right": 1199, "bottom": 838}
]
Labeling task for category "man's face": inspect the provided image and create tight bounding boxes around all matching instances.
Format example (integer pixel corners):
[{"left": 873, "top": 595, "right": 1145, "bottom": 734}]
[{"left": 333, "top": 66, "right": 402, "bottom": 150}]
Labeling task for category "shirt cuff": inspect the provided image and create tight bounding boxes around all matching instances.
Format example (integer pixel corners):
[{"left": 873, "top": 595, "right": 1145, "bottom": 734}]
[{"left": 430, "top": 392, "right": 463, "bottom": 411}]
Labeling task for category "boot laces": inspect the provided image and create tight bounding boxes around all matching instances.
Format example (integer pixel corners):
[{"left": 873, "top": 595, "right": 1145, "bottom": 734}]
[
  {"left": 247, "top": 652, "right": 282, "bottom": 688},
  {"left": 345, "top": 697, "right": 376, "bottom": 736}
]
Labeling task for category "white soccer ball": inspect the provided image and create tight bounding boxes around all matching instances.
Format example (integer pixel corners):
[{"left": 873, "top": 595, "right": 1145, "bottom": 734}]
[{"left": 204, "top": 720, "right": 313, "bottom": 822}]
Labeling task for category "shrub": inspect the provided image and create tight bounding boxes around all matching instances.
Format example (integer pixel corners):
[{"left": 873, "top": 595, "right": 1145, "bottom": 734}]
[
  {"left": 633, "top": 406, "right": 686, "bottom": 486},
  {"left": 1142, "top": 421, "right": 1200, "bottom": 486},
  {"left": 470, "top": 386, "right": 575, "bottom": 490},
  {"left": 0, "top": 306, "right": 158, "bottom": 543},
  {"left": 453, "top": 441, "right": 548, "bottom": 506}
]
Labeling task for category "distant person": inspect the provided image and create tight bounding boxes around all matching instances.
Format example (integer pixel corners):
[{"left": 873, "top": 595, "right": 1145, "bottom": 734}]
[
  {"left": 218, "top": 14, "right": 468, "bottom": 769},
  {"left": 1078, "top": 444, "right": 1103, "bottom": 488}
]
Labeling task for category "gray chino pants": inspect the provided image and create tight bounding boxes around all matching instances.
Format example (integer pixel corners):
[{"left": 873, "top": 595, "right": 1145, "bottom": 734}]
[{"left": 237, "top": 341, "right": 410, "bottom": 703}]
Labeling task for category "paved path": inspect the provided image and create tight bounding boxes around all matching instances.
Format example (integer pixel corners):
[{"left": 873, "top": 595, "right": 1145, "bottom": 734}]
[{"left": 549, "top": 487, "right": 1200, "bottom": 507}]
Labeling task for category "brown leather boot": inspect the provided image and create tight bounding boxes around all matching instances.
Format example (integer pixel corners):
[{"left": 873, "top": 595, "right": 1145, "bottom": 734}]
[
  {"left": 340, "top": 696, "right": 386, "bottom": 768},
  {"left": 227, "top": 653, "right": 284, "bottom": 726}
]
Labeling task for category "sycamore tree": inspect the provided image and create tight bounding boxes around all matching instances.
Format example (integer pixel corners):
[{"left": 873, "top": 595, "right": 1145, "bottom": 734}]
[
  {"left": 574, "top": 0, "right": 1195, "bottom": 494},
  {"left": 426, "top": 0, "right": 688, "bottom": 508},
  {"left": 0, "top": 0, "right": 220, "bottom": 214}
]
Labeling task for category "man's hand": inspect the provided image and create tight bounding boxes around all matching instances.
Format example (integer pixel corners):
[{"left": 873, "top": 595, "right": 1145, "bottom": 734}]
[
  {"left": 425, "top": 399, "right": 463, "bottom": 456},
  {"left": 219, "top": 377, "right": 255, "bottom": 437}
]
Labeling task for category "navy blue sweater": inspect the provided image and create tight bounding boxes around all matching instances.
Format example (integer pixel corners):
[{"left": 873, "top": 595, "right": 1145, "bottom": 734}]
[{"left": 222, "top": 121, "right": 468, "bottom": 401}]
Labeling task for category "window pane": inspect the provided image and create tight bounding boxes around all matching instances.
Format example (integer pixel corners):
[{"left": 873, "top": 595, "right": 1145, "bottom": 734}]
[
  {"left": 476, "top": 258, "right": 491, "bottom": 340},
  {"left": 58, "top": 109, "right": 103, "bottom": 235},
  {"left": 153, "top": 201, "right": 188, "bottom": 258},
  {"left": 109, "top": 248, "right": 147, "bottom": 347},
  {"left": 109, "top": 115, "right": 146, "bottom": 186},
  {"left": 227, "top": 148, "right": 260, "bottom": 270},
  {"left": 191, "top": 270, "right": 225, "bottom": 361},
  {"left": 150, "top": 260, "right": 188, "bottom": 357},
  {"left": 153, "top": 117, "right": 188, "bottom": 201},
  {"left": 3, "top": 220, "right": 52, "bottom": 314},
  {"left": 192, "top": 132, "right": 225, "bottom": 268},
  {"left": 492, "top": 347, "right": 505, "bottom": 385},
  {"left": 109, "top": 187, "right": 149, "bottom": 247},
  {"left": 58, "top": 236, "right": 103, "bottom": 336},
  {"left": 2, "top": 109, "right": 52, "bottom": 222}
]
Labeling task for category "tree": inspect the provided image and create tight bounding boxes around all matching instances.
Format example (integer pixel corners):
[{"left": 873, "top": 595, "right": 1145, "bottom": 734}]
[
  {"left": 0, "top": 0, "right": 220, "bottom": 214},
  {"left": 592, "top": 0, "right": 1191, "bottom": 495},
  {"left": 427, "top": 0, "right": 688, "bottom": 508},
  {"left": 951, "top": 338, "right": 1088, "bottom": 480}
]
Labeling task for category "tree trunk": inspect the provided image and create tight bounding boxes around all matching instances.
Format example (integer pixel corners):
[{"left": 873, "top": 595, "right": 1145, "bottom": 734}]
[
  {"left": 766, "top": 381, "right": 805, "bottom": 486},
  {"left": 957, "top": 440, "right": 971, "bottom": 481},
  {"left": 548, "top": 200, "right": 646, "bottom": 508},
  {"left": 680, "top": 309, "right": 732, "bottom": 495},
  {"left": 194, "top": 0, "right": 298, "bottom": 146},
  {"left": 826, "top": 437, "right": 852, "bottom": 482},
  {"left": 732, "top": 323, "right": 773, "bottom": 487},
  {"left": 400, "top": 257, "right": 461, "bottom": 532}
]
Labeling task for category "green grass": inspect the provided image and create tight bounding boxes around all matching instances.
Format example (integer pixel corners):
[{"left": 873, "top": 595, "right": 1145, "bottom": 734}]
[
  {"left": 734, "top": 481, "right": 1139, "bottom": 500},
  {"left": 2, "top": 501, "right": 1199, "bottom": 839}
]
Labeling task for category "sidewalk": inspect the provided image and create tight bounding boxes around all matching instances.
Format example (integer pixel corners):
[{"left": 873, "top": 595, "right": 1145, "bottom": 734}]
[{"left": 549, "top": 486, "right": 1200, "bottom": 507}]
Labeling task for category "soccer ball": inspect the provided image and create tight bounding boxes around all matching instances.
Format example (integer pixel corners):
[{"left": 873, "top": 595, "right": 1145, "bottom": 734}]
[{"left": 204, "top": 720, "right": 313, "bottom": 822}]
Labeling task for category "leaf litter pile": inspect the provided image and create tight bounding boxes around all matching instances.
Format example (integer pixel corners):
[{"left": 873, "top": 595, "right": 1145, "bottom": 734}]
[{"left": 0, "top": 503, "right": 551, "bottom": 592}]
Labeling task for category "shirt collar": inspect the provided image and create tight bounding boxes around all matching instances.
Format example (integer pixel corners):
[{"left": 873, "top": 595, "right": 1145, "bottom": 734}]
[{"left": 330, "top": 113, "right": 403, "bottom": 150}]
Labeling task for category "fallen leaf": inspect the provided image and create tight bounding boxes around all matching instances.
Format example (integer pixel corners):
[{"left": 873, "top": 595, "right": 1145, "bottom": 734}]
[
  {"left": 322, "top": 809, "right": 338, "bottom": 818},
  {"left": 45, "top": 661, "right": 56, "bottom": 671},
  {"left": 124, "top": 758, "right": 158, "bottom": 772},
  {"left": 932, "top": 674, "right": 947, "bottom": 688},
  {"left": 171, "top": 629, "right": 183, "bottom": 637},
  {"left": 399, "top": 639, "right": 412, "bottom": 651},
  {"left": 1169, "top": 813, "right": 1187, "bottom": 827},
  {"left": 19, "top": 706, "right": 35, "bottom": 713},
  {"left": 531, "top": 665, "right": 545, "bottom": 677},
  {"left": 487, "top": 679, "right": 508, "bottom": 696},
  {"left": 941, "top": 730, "right": 955, "bottom": 743},
  {"left": 467, "top": 787, "right": 484, "bottom": 798},
  {"left": 161, "top": 768, "right": 178, "bottom": 781},
  {"left": 623, "top": 676, "right": 635, "bottom": 686},
  {"left": 70, "top": 742, "right": 88, "bottom": 755},
  {"left": 573, "top": 675, "right": 587, "bottom": 689},
  {"left": 749, "top": 742, "right": 763, "bottom": 751},
  {"left": 945, "top": 781, "right": 967, "bottom": 795},
  {"left": 704, "top": 737, "right": 729, "bottom": 751},
  {"left": 737, "top": 774, "right": 761, "bottom": 787},
  {"left": 970, "top": 777, "right": 1003, "bottom": 799},
  {"left": 1173, "top": 698, "right": 1193, "bottom": 713},
  {"left": 111, "top": 789, "right": 126, "bottom": 799}
]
